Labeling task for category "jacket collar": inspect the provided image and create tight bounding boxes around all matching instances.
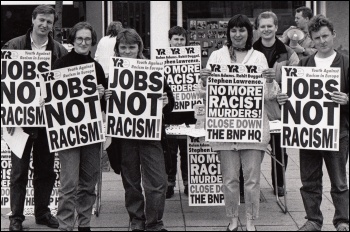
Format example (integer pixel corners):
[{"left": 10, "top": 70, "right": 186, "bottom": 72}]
[
  {"left": 25, "top": 27, "right": 55, "bottom": 52},
  {"left": 253, "top": 37, "right": 287, "bottom": 56}
]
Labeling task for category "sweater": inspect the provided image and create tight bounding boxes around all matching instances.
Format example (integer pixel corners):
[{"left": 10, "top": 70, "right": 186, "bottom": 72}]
[
  {"left": 299, "top": 51, "right": 349, "bottom": 139},
  {"left": 94, "top": 36, "right": 117, "bottom": 76},
  {"left": 196, "top": 46, "right": 276, "bottom": 151}
]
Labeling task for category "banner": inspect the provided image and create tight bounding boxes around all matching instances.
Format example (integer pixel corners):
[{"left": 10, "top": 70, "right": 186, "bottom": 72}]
[
  {"left": 206, "top": 63, "right": 265, "bottom": 142},
  {"left": 40, "top": 63, "right": 105, "bottom": 152},
  {"left": 1, "top": 50, "right": 51, "bottom": 127},
  {"left": 281, "top": 66, "right": 340, "bottom": 150},
  {"left": 188, "top": 136, "right": 224, "bottom": 206},
  {"left": 106, "top": 57, "right": 164, "bottom": 140},
  {"left": 155, "top": 46, "right": 202, "bottom": 112},
  {"left": 1, "top": 140, "right": 60, "bottom": 209}
]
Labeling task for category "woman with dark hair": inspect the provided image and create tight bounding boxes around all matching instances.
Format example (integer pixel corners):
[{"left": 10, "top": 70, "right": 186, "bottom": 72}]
[
  {"left": 53, "top": 21, "right": 107, "bottom": 231},
  {"left": 105, "top": 28, "right": 174, "bottom": 231},
  {"left": 95, "top": 21, "right": 123, "bottom": 77},
  {"left": 196, "top": 14, "right": 277, "bottom": 231}
]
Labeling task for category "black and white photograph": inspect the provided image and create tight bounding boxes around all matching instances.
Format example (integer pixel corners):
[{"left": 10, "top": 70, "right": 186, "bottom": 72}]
[{"left": 1, "top": 1, "right": 349, "bottom": 232}]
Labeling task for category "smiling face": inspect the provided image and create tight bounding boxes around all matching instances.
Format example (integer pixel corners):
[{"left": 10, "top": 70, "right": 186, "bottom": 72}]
[
  {"left": 311, "top": 26, "right": 336, "bottom": 57},
  {"left": 229, "top": 26, "right": 248, "bottom": 48},
  {"left": 118, "top": 42, "right": 139, "bottom": 59},
  {"left": 258, "top": 17, "right": 277, "bottom": 41},
  {"left": 73, "top": 29, "right": 92, "bottom": 55},
  {"left": 32, "top": 13, "right": 54, "bottom": 37}
]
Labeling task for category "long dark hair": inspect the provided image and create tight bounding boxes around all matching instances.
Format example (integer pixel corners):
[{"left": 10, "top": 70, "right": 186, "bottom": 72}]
[{"left": 226, "top": 14, "right": 253, "bottom": 50}]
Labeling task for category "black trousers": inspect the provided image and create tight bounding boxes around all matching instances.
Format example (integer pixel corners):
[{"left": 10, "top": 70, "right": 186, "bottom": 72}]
[{"left": 166, "top": 138, "right": 188, "bottom": 186}]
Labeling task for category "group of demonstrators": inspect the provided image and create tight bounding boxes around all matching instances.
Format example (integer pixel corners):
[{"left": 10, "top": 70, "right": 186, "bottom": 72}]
[{"left": 1, "top": 4, "right": 348, "bottom": 232}]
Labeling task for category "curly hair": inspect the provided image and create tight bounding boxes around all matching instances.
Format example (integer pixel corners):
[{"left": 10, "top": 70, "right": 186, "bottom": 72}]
[{"left": 308, "top": 14, "right": 334, "bottom": 39}]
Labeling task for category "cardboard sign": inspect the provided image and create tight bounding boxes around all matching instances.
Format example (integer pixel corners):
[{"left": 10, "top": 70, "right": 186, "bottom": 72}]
[
  {"left": 1, "top": 50, "right": 51, "bottom": 127},
  {"left": 155, "top": 46, "right": 202, "bottom": 112},
  {"left": 1, "top": 141, "right": 60, "bottom": 209},
  {"left": 106, "top": 57, "right": 164, "bottom": 140},
  {"left": 188, "top": 136, "right": 224, "bottom": 206},
  {"left": 206, "top": 63, "right": 265, "bottom": 142},
  {"left": 281, "top": 67, "right": 341, "bottom": 150},
  {"left": 40, "top": 63, "right": 105, "bottom": 152}
]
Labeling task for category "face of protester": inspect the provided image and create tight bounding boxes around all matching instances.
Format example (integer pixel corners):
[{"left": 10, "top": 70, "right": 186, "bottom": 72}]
[
  {"left": 311, "top": 26, "right": 336, "bottom": 57},
  {"left": 74, "top": 29, "right": 92, "bottom": 55},
  {"left": 258, "top": 17, "right": 277, "bottom": 41},
  {"left": 295, "top": 12, "right": 309, "bottom": 30},
  {"left": 169, "top": 34, "right": 186, "bottom": 47},
  {"left": 118, "top": 42, "right": 139, "bottom": 59},
  {"left": 230, "top": 26, "right": 248, "bottom": 48},
  {"left": 32, "top": 13, "right": 55, "bottom": 37}
]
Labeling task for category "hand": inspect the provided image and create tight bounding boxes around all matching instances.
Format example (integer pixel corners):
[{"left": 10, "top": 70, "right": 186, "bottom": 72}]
[
  {"left": 290, "top": 43, "right": 304, "bottom": 54},
  {"left": 97, "top": 84, "right": 105, "bottom": 99},
  {"left": 277, "top": 92, "right": 289, "bottom": 105},
  {"left": 159, "top": 92, "right": 168, "bottom": 108},
  {"left": 262, "top": 68, "right": 276, "bottom": 83},
  {"left": 200, "top": 68, "right": 212, "bottom": 87},
  {"left": 7, "top": 127, "right": 15, "bottom": 136},
  {"left": 331, "top": 91, "right": 348, "bottom": 105},
  {"left": 104, "top": 89, "right": 112, "bottom": 101}
]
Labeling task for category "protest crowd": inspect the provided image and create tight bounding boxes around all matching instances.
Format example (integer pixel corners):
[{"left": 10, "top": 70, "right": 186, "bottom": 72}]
[{"left": 1, "top": 4, "right": 349, "bottom": 232}]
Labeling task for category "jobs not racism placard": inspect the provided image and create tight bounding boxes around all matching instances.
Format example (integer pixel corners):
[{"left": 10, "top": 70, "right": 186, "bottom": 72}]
[
  {"left": 106, "top": 57, "right": 164, "bottom": 140},
  {"left": 1, "top": 49, "right": 51, "bottom": 127},
  {"left": 188, "top": 136, "right": 224, "bottom": 206},
  {"left": 206, "top": 63, "right": 265, "bottom": 142},
  {"left": 281, "top": 66, "right": 341, "bottom": 151},
  {"left": 155, "top": 46, "right": 203, "bottom": 112},
  {"left": 40, "top": 63, "right": 105, "bottom": 152}
]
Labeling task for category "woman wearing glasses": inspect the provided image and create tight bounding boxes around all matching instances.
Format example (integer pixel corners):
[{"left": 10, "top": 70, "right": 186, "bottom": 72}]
[{"left": 53, "top": 22, "right": 107, "bottom": 231}]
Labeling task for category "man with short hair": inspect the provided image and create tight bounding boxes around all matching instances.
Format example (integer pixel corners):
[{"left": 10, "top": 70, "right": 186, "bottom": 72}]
[
  {"left": 163, "top": 26, "right": 196, "bottom": 198},
  {"left": 281, "top": 6, "right": 317, "bottom": 59},
  {"left": 2, "top": 5, "right": 67, "bottom": 231},
  {"left": 253, "top": 11, "right": 299, "bottom": 197},
  {"left": 278, "top": 15, "right": 349, "bottom": 231}
]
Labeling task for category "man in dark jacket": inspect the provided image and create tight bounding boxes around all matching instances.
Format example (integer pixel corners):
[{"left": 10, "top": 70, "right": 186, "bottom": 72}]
[
  {"left": 278, "top": 15, "right": 349, "bottom": 231},
  {"left": 2, "top": 5, "right": 67, "bottom": 231}
]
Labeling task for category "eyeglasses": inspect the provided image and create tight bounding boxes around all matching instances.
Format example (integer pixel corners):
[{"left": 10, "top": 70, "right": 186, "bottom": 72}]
[{"left": 75, "top": 37, "right": 92, "bottom": 44}]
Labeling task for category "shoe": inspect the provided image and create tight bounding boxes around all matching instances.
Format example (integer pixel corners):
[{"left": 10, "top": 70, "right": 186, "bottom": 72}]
[
  {"left": 226, "top": 223, "right": 238, "bottom": 231},
  {"left": 36, "top": 213, "right": 59, "bottom": 228},
  {"left": 9, "top": 219, "right": 23, "bottom": 231},
  {"left": 184, "top": 185, "right": 188, "bottom": 195},
  {"left": 78, "top": 226, "right": 91, "bottom": 231},
  {"left": 273, "top": 186, "right": 285, "bottom": 197},
  {"left": 166, "top": 186, "right": 174, "bottom": 199},
  {"left": 336, "top": 222, "right": 349, "bottom": 231},
  {"left": 298, "top": 221, "right": 321, "bottom": 231}
]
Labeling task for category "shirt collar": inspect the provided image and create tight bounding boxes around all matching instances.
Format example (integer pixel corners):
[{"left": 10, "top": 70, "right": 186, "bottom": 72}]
[{"left": 30, "top": 32, "right": 48, "bottom": 50}]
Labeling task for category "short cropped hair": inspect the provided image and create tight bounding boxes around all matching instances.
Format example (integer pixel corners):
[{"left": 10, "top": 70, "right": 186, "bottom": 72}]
[
  {"left": 67, "top": 22, "right": 98, "bottom": 46},
  {"left": 308, "top": 14, "right": 335, "bottom": 39},
  {"left": 32, "top": 5, "right": 58, "bottom": 23},
  {"left": 226, "top": 14, "right": 253, "bottom": 50},
  {"left": 114, "top": 28, "right": 145, "bottom": 59},
  {"left": 168, "top": 26, "right": 187, "bottom": 40},
  {"left": 256, "top": 11, "right": 278, "bottom": 27},
  {"left": 106, "top": 21, "right": 123, "bottom": 37},
  {"left": 296, "top": 6, "right": 313, "bottom": 19}
]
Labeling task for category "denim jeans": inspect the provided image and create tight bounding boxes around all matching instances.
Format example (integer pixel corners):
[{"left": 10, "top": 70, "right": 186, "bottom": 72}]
[
  {"left": 300, "top": 136, "right": 349, "bottom": 228},
  {"left": 270, "top": 133, "right": 288, "bottom": 188},
  {"left": 167, "top": 138, "right": 188, "bottom": 187},
  {"left": 10, "top": 128, "right": 56, "bottom": 222},
  {"left": 119, "top": 139, "right": 167, "bottom": 231},
  {"left": 219, "top": 149, "right": 264, "bottom": 219},
  {"left": 57, "top": 143, "right": 101, "bottom": 231}
]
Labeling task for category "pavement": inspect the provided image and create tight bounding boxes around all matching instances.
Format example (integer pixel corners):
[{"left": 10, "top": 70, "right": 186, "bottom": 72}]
[{"left": 1, "top": 148, "right": 349, "bottom": 231}]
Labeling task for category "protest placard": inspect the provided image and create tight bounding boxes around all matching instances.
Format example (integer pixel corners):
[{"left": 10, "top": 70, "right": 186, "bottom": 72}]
[
  {"left": 155, "top": 46, "right": 203, "bottom": 112},
  {"left": 205, "top": 63, "right": 265, "bottom": 142},
  {"left": 281, "top": 67, "right": 340, "bottom": 150},
  {"left": 188, "top": 136, "right": 224, "bottom": 206},
  {"left": 106, "top": 57, "right": 164, "bottom": 140},
  {"left": 1, "top": 50, "right": 51, "bottom": 127},
  {"left": 1, "top": 140, "right": 60, "bottom": 209},
  {"left": 40, "top": 63, "right": 105, "bottom": 152}
]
